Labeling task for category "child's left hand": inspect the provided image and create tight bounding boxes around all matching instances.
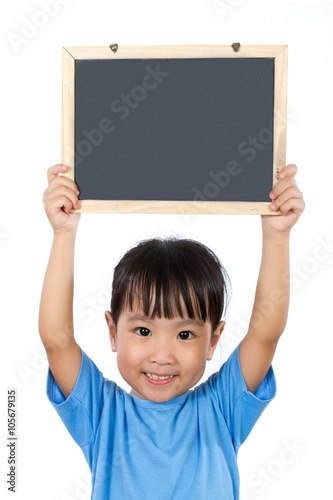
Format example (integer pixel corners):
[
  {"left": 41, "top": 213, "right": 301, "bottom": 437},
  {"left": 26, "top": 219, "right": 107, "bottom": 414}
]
[{"left": 261, "top": 164, "right": 305, "bottom": 234}]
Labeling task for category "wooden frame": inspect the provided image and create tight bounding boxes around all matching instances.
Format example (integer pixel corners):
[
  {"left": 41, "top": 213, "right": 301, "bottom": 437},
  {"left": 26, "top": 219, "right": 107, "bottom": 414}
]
[{"left": 62, "top": 45, "right": 287, "bottom": 214}]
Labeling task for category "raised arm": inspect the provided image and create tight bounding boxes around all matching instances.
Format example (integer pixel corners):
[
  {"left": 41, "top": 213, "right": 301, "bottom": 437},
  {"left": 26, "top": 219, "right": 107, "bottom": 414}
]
[
  {"left": 38, "top": 164, "right": 82, "bottom": 399},
  {"left": 239, "top": 164, "right": 305, "bottom": 393}
]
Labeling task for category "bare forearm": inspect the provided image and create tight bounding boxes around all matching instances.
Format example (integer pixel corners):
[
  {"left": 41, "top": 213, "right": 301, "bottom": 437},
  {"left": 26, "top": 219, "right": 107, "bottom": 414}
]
[
  {"left": 248, "top": 228, "right": 290, "bottom": 342},
  {"left": 38, "top": 233, "right": 77, "bottom": 350}
]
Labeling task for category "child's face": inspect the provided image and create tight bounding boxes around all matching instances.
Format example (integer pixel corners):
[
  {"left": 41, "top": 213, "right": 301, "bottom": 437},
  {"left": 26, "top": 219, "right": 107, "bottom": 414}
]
[{"left": 105, "top": 299, "right": 225, "bottom": 403}]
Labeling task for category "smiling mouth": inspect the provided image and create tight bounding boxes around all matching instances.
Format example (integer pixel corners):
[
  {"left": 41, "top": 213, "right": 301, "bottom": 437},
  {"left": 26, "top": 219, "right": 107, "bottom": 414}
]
[{"left": 144, "top": 372, "right": 176, "bottom": 381}]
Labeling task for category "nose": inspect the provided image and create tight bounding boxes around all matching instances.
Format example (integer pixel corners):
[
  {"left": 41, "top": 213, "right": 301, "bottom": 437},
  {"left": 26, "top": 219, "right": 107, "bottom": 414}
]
[{"left": 147, "top": 337, "right": 176, "bottom": 365}]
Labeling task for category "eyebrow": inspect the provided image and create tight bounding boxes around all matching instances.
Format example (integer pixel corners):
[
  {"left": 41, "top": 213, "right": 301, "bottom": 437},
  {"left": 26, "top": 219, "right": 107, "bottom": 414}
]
[{"left": 126, "top": 313, "right": 204, "bottom": 328}]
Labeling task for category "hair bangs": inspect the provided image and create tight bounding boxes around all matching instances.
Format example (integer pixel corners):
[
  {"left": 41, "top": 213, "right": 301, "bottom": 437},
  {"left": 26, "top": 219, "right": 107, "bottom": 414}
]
[
  {"left": 123, "top": 250, "right": 211, "bottom": 322},
  {"left": 110, "top": 237, "right": 231, "bottom": 332},
  {"left": 124, "top": 272, "right": 210, "bottom": 325}
]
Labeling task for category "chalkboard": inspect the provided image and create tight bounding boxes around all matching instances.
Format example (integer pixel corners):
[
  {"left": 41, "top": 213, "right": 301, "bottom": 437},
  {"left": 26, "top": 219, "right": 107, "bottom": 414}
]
[{"left": 62, "top": 45, "right": 288, "bottom": 214}]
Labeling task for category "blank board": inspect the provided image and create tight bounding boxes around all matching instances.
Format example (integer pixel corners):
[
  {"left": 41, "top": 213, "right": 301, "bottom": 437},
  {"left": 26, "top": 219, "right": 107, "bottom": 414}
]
[{"left": 62, "top": 45, "right": 288, "bottom": 214}]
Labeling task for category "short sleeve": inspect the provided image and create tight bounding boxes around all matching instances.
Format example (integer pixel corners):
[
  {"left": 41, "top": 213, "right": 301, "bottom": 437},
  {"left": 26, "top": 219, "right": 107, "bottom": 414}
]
[
  {"left": 207, "top": 341, "right": 276, "bottom": 452},
  {"left": 46, "top": 345, "right": 114, "bottom": 463}
]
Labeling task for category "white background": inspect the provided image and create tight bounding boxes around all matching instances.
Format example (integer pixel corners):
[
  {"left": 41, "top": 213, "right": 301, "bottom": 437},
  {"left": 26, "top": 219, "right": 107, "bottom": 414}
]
[{"left": 1, "top": 0, "right": 332, "bottom": 498}]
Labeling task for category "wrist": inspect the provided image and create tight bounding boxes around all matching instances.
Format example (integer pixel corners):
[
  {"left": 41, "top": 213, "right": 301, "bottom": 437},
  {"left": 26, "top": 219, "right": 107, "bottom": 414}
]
[
  {"left": 261, "top": 224, "right": 291, "bottom": 243},
  {"left": 52, "top": 229, "right": 77, "bottom": 245}
]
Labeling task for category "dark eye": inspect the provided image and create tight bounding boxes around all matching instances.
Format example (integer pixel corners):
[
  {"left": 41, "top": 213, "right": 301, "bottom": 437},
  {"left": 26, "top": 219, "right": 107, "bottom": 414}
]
[
  {"left": 135, "top": 327, "right": 151, "bottom": 337},
  {"left": 178, "top": 331, "right": 194, "bottom": 340}
]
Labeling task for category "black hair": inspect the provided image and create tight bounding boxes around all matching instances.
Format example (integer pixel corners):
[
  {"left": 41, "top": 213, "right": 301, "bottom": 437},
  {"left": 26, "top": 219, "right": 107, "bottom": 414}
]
[{"left": 110, "top": 237, "right": 231, "bottom": 334}]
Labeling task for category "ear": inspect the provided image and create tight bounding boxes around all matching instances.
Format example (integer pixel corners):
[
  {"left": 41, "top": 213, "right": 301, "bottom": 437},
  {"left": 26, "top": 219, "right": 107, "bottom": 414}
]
[
  {"left": 206, "top": 320, "right": 225, "bottom": 361},
  {"left": 105, "top": 311, "right": 117, "bottom": 352}
]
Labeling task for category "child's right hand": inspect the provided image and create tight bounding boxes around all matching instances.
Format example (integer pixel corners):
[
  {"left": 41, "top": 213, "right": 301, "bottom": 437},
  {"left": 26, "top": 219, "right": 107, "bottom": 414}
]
[{"left": 43, "top": 164, "right": 81, "bottom": 235}]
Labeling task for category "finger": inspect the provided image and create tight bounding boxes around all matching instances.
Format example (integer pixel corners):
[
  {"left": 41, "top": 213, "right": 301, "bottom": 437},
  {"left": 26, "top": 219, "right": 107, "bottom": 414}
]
[
  {"left": 270, "top": 177, "right": 297, "bottom": 199},
  {"left": 270, "top": 185, "right": 303, "bottom": 209},
  {"left": 278, "top": 197, "right": 305, "bottom": 216},
  {"left": 47, "top": 173, "right": 80, "bottom": 195},
  {"left": 61, "top": 196, "right": 75, "bottom": 214},
  {"left": 277, "top": 163, "right": 298, "bottom": 180},
  {"left": 47, "top": 164, "right": 70, "bottom": 186},
  {"left": 269, "top": 177, "right": 302, "bottom": 200},
  {"left": 44, "top": 185, "right": 80, "bottom": 210},
  {"left": 45, "top": 194, "right": 76, "bottom": 214}
]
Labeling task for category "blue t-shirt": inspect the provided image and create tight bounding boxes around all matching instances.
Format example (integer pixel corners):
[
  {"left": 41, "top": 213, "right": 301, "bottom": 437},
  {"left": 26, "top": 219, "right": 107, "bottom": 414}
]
[{"left": 46, "top": 342, "right": 276, "bottom": 500}]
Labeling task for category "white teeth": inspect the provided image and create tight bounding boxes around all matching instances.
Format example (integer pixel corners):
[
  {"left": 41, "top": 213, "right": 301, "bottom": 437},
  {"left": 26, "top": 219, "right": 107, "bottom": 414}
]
[{"left": 145, "top": 373, "right": 175, "bottom": 380}]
